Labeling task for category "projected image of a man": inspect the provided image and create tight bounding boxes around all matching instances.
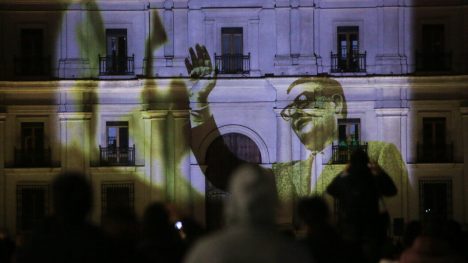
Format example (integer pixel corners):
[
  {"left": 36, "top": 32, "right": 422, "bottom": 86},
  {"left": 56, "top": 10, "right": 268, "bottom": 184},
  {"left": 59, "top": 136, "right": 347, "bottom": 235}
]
[{"left": 281, "top": 79, "right": 346, "bottom": 153}]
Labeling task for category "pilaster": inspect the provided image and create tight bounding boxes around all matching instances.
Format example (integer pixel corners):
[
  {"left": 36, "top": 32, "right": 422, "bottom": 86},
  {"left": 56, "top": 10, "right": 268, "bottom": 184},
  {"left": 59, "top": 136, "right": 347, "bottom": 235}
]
[
  {"left": 0, "top": 114, "right": 6, "bottom": 228},
  {"left": 173, "top": 110, "right": 192, "bottom": 215},
  {"left": 461, "top": 107, "right": 468, "bottom": 224},
  {"left": 275, "top": 109, "right": 292, "bottom": 163},
  {"left": 376, "top": 108, "right": 409, "bottom": 221},
  {"left": 58, "top": 112, "right": 92, "bottom": 173},
  {"left": 142, "top": 110, "right": 168, "bottom": 202}
]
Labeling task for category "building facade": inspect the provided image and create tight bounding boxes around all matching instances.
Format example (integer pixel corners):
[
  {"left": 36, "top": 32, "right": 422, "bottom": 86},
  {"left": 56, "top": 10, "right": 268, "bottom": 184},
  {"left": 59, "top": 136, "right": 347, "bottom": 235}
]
[{"left": 0, "top": 0, "right": 467, "bottom": 235}]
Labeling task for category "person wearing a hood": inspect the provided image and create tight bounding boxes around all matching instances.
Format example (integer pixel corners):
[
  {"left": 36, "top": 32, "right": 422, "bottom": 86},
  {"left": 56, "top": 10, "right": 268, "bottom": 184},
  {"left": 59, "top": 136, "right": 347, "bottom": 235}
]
[{"left": 183, "top": 164, "right": 311, "bottom": 263}]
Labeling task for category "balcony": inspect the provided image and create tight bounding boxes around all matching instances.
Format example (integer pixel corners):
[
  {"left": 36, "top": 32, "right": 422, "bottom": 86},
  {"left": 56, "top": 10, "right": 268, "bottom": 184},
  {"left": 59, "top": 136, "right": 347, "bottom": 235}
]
[
  {"left": 99, "top": 54, "right": 134, "bottom": 75},
  {"left": 14, "top": 148, "right": 52, "bottom": 167},
  {"left": 415, "top": 51, "right": 452, "bottom": 72},
  {"left": 417, "top": 143, "right": 453, "bottom": 163},
  {"left": 99, "top": 145, "right": 135, "bottom": 166},
  {"left": 331, "top": 142, "right": 368, "bottom": 164},
  {"left": 214, "top": 53, "right": 250, "bottom": 74},
  {"left": 330, "top": 51, "right": 367, "bottom": 73},
  {"left": 14, "top": 56, "right": 50, "bottom": 77}
]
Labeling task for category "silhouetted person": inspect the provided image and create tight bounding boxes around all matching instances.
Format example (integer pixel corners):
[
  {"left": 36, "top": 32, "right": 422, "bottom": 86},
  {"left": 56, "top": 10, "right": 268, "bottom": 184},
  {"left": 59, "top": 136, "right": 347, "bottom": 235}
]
[
  {"left": 0, "top": 228, "right": 15, "bottom": 263},
  {"left": 137, "top": 202, "right": 186, "bottom": 263},
  {"left": 101, "top": 209, "right": 140, "bottom": 263},
  {"left": 184, "top": 164, "right": 311, "bottom": 263},
  {"left": 400, "top": 219, "right": 466, "bottom": 263},
  {"left": 178, "top": 216, "right": 206, "bottom": 250},
  {"left": 399, "top": 236, "right": 464, "bottom": 263},
  {"left": 297, "top": 196, "right": 356, "bottom": 263},
  {"left": 16, "top": 171, "right": 111, "bottom": 263},
  {"left": 327, "top": 149, "right": 397, "bottom": 263},
  {"left": 441, "top": 220, "right": 465, "bottom": 258},
  {"left": 403, "top": 221, "right": 422, "bottom": 250}
]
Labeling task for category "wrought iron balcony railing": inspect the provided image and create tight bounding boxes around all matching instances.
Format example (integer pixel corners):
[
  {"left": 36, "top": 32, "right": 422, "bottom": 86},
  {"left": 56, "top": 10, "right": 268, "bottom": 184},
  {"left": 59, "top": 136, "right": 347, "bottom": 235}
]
[
  {"left": 331, "top": 142, "right": 368, "bottom": 164},
  {"left": 99, "top": 54, "right": 135, "bottom": 75},
  {"left": 417, "top": 143, "right": 453, "bottom": 163},
  {"left": 14, "top": 56, "right": 50, "bottom": 76},
  {"left": 99, "top": 145, "right": 135, "bottom": 166},
  {"left": 331, "top": 51, "right": 367, "bottom": 73},
  {"left": 415, "top": 51, "right": 452, "bottom": 72},
  {"left": 14, "top": 148, "right": 52, "bottom": 167},
  {"left": 214, "top": 53, "right": 250, "bottom": 74}
]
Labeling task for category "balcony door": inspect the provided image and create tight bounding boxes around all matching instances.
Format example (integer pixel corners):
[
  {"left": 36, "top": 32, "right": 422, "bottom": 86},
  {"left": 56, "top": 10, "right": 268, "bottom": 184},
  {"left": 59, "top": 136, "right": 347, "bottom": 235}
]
[
  {"left": 20, "top": 122, "right": 45, "bottom": 165},
  {"left": 421, "top": 24, "right": 446, "bottom": 70},
  {"left": 22, "top": 122, "right": 44, "bottom": 151},
  {"left": 221, "top": 27, "right": 243, "bottom": 73},
  {"left": 337, "top": 26, "right": 359, "bottom": 71},
  {"left": 422, "top": 24, "right": 444, "bottom": 53},
  {"left": 334, "top": 119, "right": 362, "bottom": 163},
  {"left": 20, "top": 29, "right": 44, "bottom": 76},
  {"left": 422, "top": 117, "right": 446, "bottom": 161},
  {"left": 338, "top": 119, "right": 360, "bottom": 146},
  {"left": 106, "top": 121, "right": 129, "bottom": 164},
  {"left": 106, "top": 29, "right": 127, "bottom": 74}
]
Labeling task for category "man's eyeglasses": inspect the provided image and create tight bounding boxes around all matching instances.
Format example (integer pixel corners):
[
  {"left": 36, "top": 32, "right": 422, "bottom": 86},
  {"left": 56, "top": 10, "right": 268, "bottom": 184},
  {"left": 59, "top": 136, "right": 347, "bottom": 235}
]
[{"left": 280, "top": 93, "right": 332, "bottom": 121}]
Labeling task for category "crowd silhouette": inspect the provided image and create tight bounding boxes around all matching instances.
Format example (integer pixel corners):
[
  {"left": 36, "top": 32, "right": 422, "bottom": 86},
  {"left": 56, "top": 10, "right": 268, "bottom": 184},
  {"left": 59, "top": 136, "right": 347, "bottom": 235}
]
[{"left": 1, "top": 150, "right": 467, "bottom": 263}]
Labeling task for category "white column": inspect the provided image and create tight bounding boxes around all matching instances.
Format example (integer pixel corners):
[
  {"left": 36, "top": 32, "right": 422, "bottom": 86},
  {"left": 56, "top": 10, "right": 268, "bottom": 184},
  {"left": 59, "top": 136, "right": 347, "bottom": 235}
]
[
  {"left": 461, "top": 107, "right": 468, "bottom": 223},
  {"left": 0, "top": 114, "right": 5, "bottom": 228},
  {"left": 375, "top": 6, "right": 407, "bottom": 74},
  {"left": 142, "top": 110, "right": 168, "bottom": 202},
  {"left": 248, "top": 19, "right": 260, "bottom": 76},
  {"left": 204, "top": 19, "right": 215, "bottom": 59},
  {"left": 174, "top": 8, "right": 188, "bottom": 59},
  {"left": 275, "top": 109, "right": 293, "bottom": 225},
  {"left": 275, "top": 109, "right": 292, "bottom": 163},
  {"left": 164, "top": 8, "right": 174, "bottom": 58},
  {"left": 290, "top": 7, "right": 300, "bottom": 56},
  {"left": 375, "top": 108, "right": 409, "bottom": 220},
  {"left": 173, "top": 110, "right": 192, "bottom": 215},
  {"left": 188, "top": 9, "right": 204, "bottom": 48},
  {"left": 165, "top": 112, "right": 175, "bottom": 202},
  {"left": 58, "top": 112, "right": 92, "bottom": 173},
  {"left": 300, "top": 7, "right": 314, "bottom": 57},
  {"left": 276, "top": 7, "right": 290, "bottom": 56}
]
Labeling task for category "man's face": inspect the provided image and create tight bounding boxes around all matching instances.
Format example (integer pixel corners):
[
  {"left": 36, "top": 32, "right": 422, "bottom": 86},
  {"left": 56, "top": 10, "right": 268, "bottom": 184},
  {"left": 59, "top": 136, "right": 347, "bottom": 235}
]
[{"left": 281, "top": 81, "right": 343, "bottom": 152}]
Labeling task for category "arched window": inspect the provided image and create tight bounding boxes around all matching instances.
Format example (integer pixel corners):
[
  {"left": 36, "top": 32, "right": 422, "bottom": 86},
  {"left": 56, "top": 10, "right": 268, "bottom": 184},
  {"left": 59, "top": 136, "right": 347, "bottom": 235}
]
[{"left": 205, "top": 133, "right": 261, "bottom": 230}]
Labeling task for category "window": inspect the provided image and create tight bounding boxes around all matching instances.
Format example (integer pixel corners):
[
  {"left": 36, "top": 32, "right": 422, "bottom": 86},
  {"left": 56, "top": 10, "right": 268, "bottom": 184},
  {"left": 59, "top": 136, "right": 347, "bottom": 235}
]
[
  {"left": 338, "top": 118, "right": 361, "bottom": 146},
  {"left": 418, "top": 117, "right": 452, "bottom": 162},
  {"left": 101, "top": 182, "right": 134, "bottom": 218},
  {"left": 416, "top": 24, "right": 451, "bottom": 71},
  {"left": 107, "top": 29, "right": 127, "bottom": 60},
  {"left": 15, "top": 122, "right": 50, "bottom": 167},
  {"left": 21, "top": 122, "right": 44, "bottom": 151},
  {"left": 17, "top": 184, "right": 49, "bottom": 231},
  {"left": 332, "top": 119, "right": 366, "bottom": 164},
  {"left": 419, "top": 179, "right": 452, "bottom": 221},
  {"left": 215, "top": 28, "right": 250, "bottom": 74},
  {"left": 422, "top": 25, "right": 445, "bottom": 53},
  {"left": 100, "top": 29, "right": 134, "bottom": 75},
  {"left": 222, "top": 28, "right": 243, "bottom": 56},
  {"left": 99, "top": 121, "right": 134, "bottom": 166},
  {"left": 338, "top": 26, "right": 359, "bottom": 64},
  {"left": 423, "top": 117, "right": 445, "bottom": 146},
  {"left": 331, "top": 26, "right": 366, "bottom": 73},
  {"left": 21, "top": 29, "right": 43, "bottom": 59},
  {"left": 16, "top": 29, "right": 48, "bottom": 76},
  {"left": 106, "top": 121, "right": 129, "bottom": 149}
]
